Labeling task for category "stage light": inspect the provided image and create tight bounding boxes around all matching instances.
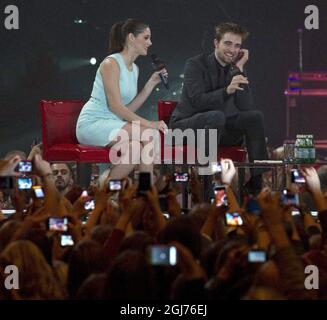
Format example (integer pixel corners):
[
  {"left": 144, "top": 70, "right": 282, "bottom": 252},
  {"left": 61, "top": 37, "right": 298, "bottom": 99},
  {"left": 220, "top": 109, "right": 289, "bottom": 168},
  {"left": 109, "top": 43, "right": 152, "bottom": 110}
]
[
  {"left": 90, "top": 58, "right": 97, "bottom": 65},
  {"left": 74, "top": 18, "right": 87, "bottom": 24}
]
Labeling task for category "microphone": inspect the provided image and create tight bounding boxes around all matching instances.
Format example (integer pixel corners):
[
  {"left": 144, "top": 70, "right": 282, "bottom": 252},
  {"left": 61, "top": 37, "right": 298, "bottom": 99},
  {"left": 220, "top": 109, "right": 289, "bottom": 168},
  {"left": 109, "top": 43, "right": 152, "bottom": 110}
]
[
  {"left": 150, "top": 54, "right": 169, "bottom": 89},
  {"left": 230, "top": 64, "right": 242, "bottom": 77},
  {"left": 230, "top": 60, "right": 247, "bottom": 91}
]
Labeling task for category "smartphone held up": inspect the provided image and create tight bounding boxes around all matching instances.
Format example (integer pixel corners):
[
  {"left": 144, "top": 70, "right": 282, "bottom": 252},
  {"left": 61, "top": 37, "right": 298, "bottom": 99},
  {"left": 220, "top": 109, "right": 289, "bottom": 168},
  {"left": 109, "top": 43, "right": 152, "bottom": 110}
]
[
  {"left": 138, "top": 172, "right": 151, "bottom": 194},
  {"left": 147, "top": 245, "right": 177, "bottom": 266},
  {"left": 214, "top": 186, "right": 228, "bottom": 207}
]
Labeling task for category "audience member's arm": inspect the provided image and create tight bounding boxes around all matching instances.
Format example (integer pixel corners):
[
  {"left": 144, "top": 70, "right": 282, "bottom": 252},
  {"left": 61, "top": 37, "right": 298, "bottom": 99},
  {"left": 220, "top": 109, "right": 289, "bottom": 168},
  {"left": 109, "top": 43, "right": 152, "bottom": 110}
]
[
  {"left": 258, "top": 188, "right": 314, "bottom": 299},
  {"left": 11, "top": 188, "right": 27, "bottom": 216},
  {"left": 145, "top": 185, "right": 167, "bottom": 233},
  {"left": 27, "top": 143, "right": 43, "bottom": 161},
  {"left": 302, "top": 167, "right": 327, "bottom": 239},
  {"left": 189, "top": 167, "right": 203, "bottom": 204},
  {"left": 297, "top": 191, "right": 322, "bottom": 233},
  {"left": 103, "top": 184, "right": 138, "bottom": 264},
  {"left": 221, "top": 159, "right": 240, "bottom": 212},
  {"left": 302, "top": 167, "right": 327, "bottom": 212},
  {"left": 255, "top": 219, "right": 271, "bottom": 251},
  {"left": 10, "top": 209, "right": 49, "bottom": 242},
  {"left": 171, "top": 241, "right": 206, "bottom": 299},
  {"left": 201, "top": 203, "right": 227, "bottom": 240},
  {"left": 85, "top": 187, "right": 109, "bottom": 231},
  {"left": 33, "top": 155, "right": 61, "bottom": 216},
  {"left": 166, "top": 190, "right": 182, "bottom": 218},
  {"left": 283, "top": 206, "right": 301, "bottom": 242}
]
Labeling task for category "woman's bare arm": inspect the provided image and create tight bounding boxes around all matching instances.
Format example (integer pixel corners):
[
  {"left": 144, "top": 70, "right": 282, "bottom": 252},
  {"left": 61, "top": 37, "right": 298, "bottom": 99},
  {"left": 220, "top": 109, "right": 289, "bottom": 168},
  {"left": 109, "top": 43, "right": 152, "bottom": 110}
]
[{"left": 100, "top": 58, "right": 152, "bottom": 127}]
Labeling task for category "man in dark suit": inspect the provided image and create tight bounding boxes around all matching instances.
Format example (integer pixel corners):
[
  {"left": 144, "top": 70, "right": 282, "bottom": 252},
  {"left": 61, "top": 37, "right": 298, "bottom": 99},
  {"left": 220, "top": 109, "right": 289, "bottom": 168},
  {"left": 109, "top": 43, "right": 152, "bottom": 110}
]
[{"left": 169, "top": 22, "right": 268, "bottom": 193}]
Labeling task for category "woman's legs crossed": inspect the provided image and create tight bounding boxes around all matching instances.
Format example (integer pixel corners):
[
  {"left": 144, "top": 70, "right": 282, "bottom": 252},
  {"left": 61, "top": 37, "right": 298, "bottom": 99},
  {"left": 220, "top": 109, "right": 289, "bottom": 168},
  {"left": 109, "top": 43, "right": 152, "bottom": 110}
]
[{"left": 107, "top": 122, "right": 159, "bottom": 180}]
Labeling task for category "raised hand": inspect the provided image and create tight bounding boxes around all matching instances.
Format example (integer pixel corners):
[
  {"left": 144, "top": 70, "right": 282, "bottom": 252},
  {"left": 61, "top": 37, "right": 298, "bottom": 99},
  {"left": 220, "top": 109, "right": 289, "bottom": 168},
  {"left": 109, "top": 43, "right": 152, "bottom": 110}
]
[
  {"left": 27, "top": 143, "right": 43, "bottom": 161},
  {"left": 301, "top": 167, "right": 327, "bottom": 212},
  {"left": 119, "top": 183, "right": 138, "bottom": 211},
  {"left": 189, "top": 167, "right": 202, "bottom": 204},
  {"left": 172, "top": 241, "right": 206, "bottom": 280},
  {"left": 221, "top": 158, "right": 236, "bottom": 186},
  {"left": 257, "top": 188, "right": 283, "bottom": 227},
  {"left": 71, "top": 190, "right": 93, "bottom": 218},
  {"left": 166, "top": 190, "right": 182, "bottom": 218},
  {"left": 32, "top": 154, "right": 52, "bottom": 177},
  {"left": 235, "top": 49, "right": 249, "bottom": 70},
  {"left": 301, "top": 167, "right": 321, "bottom": 194},
  {"left": 145, "top": 185, "right": 162, "bottom": 214},
  {"left": 0, "top": 155, "right": 21, "bottom": 176},
  {"left": 217, "top": 245, "right": 249, "bottom": 281},
  {"left": 149, "top": 68, "right": 168, "bottom": 87}
]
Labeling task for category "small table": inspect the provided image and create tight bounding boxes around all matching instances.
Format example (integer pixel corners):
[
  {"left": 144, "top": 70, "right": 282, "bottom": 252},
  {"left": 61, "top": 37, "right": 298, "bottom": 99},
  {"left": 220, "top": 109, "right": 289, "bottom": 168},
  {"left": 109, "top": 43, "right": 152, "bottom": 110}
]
[
  {"left": 234, "top": 161, "right": 287, "bottom": 191},
  {"left": 234, "top": 160, "right": 326, "bottom": 201}
]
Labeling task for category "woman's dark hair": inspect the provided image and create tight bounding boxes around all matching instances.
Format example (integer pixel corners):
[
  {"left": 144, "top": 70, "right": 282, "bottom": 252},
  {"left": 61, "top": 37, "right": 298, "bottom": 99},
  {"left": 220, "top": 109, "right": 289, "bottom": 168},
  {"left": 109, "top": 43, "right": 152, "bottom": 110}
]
[
  {"left": 158, "top": 216, "right": 202, "bottom": 259},
  {"left": 118, "top": 231, "right": 154, "bottom": 254},
  {"left": 109, "top": 18, "right": 149, "bottom": 54},
  {"left": 105, "top": 250, "right": 157, "bottom": 299},
  {"left": 67, "top": 240, "right": 106, "bottom": 298}
]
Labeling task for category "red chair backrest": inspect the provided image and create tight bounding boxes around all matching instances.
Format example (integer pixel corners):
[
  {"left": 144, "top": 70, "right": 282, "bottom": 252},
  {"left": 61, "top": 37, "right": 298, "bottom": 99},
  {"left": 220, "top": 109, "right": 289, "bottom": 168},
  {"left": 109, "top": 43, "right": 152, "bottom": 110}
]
[
  {"left": 157, "top": 100, "right": 178, "bottom": 123},
  {"left": 40, "top": 100, "right": 85, "bottom": 149}
]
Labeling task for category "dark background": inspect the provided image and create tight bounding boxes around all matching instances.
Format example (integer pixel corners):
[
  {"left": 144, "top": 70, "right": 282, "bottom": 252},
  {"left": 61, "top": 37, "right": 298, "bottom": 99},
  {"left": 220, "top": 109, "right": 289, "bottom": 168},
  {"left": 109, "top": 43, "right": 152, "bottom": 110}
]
[{"left": 1, "top": 0, "right": 326, "bottom": 157}]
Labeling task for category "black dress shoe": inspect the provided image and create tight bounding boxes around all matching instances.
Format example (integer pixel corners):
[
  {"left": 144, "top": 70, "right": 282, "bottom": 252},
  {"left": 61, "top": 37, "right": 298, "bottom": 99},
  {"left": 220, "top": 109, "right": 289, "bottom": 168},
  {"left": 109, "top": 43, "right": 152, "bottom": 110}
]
[{"left": 243, "top": 175, "right": 262, "bottom": 196}]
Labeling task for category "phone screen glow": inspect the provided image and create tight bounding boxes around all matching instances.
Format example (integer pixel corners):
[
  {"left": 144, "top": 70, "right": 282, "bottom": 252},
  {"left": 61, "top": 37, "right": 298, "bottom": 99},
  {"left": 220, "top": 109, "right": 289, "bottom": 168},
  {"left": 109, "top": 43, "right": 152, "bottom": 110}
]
[{"left": 169, "top": 247, "right": 177, "bottom": 265}]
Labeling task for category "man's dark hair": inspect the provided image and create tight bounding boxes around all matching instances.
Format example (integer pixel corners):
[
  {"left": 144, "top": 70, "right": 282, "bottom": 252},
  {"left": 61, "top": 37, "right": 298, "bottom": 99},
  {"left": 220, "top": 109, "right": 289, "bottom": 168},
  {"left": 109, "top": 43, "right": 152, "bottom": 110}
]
[
  {"left": 215, "top": 22, "right": 249, "bottom": 42},
  {"left": 50, "top": 162, "right": 75, "bottom": 180}
]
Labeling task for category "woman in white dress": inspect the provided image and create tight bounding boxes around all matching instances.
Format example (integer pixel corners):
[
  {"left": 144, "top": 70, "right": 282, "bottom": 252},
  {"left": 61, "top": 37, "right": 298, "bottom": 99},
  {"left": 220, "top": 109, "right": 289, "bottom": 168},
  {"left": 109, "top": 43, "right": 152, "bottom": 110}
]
[{"left": 76, "top": 18, "right": 168, "bottom": 181}]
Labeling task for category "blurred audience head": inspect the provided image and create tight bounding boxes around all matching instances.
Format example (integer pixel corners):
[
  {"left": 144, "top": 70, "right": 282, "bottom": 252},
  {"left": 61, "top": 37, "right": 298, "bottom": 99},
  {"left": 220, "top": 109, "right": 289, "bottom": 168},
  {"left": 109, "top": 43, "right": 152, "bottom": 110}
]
[
  {"left": 0, "top": 240, "right": 63, "bottom": 299},
  {"left": 67, "top": 239, "right": 106, "bottom": 298}
]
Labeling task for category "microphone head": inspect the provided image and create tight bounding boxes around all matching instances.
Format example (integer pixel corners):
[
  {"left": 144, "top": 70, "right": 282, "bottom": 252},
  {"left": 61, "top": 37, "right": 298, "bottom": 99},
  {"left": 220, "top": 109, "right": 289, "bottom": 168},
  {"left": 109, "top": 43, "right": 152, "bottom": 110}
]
[
  {"left": 150, "top": 54, "right": 158, "bottom": 62},
  {"left": 150, "top": 54, "right": 169, "bottom": 89},
  {"left": 150, "top": 54, "right": 165, "bottom": 71}
]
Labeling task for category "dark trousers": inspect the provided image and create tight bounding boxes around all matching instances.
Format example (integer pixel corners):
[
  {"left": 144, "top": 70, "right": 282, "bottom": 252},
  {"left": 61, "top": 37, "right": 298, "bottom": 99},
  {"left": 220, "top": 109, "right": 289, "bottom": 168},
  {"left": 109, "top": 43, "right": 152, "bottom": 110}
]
[{"left": 169, "top": 109, "right": 268, "bottom": 176}]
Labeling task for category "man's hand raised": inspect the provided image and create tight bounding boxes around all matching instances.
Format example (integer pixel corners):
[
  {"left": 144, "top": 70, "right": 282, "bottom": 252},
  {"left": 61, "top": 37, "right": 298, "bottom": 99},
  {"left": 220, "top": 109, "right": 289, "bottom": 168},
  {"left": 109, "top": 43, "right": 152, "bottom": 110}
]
[
  {"left": 235, "top": 49, "right": 249, "bottom": 71},
  {"left": 226, "top": 75, "right": 249, "bottom": 95}
]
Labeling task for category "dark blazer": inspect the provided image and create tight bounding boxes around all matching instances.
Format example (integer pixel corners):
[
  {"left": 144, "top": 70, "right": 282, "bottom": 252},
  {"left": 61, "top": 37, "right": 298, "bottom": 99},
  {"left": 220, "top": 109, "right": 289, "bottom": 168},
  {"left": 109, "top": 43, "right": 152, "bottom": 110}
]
[{"left": 170, "top": 52, "right": 253, "bottom": 125}]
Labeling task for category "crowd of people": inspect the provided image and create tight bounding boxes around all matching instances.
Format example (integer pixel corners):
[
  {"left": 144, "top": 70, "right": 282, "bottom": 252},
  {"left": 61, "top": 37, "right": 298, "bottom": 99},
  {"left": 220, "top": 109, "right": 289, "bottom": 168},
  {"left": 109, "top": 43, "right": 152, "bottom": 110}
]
[{"left": 0, "top": 145, "right": 327, "bottom": 300}]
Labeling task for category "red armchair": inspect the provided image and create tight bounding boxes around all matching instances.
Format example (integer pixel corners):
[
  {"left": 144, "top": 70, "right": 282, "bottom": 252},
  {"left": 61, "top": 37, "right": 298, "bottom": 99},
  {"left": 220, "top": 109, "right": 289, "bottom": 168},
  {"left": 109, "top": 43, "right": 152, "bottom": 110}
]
[
  {"left": 40, "top": 100, "right": 111, "bottom": 163},
  {"left": 157, "top": 100, "right": 247, "bottom": 163},
  {"left": 40, "top": 100, "right": 111, "bottom": 186}
]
